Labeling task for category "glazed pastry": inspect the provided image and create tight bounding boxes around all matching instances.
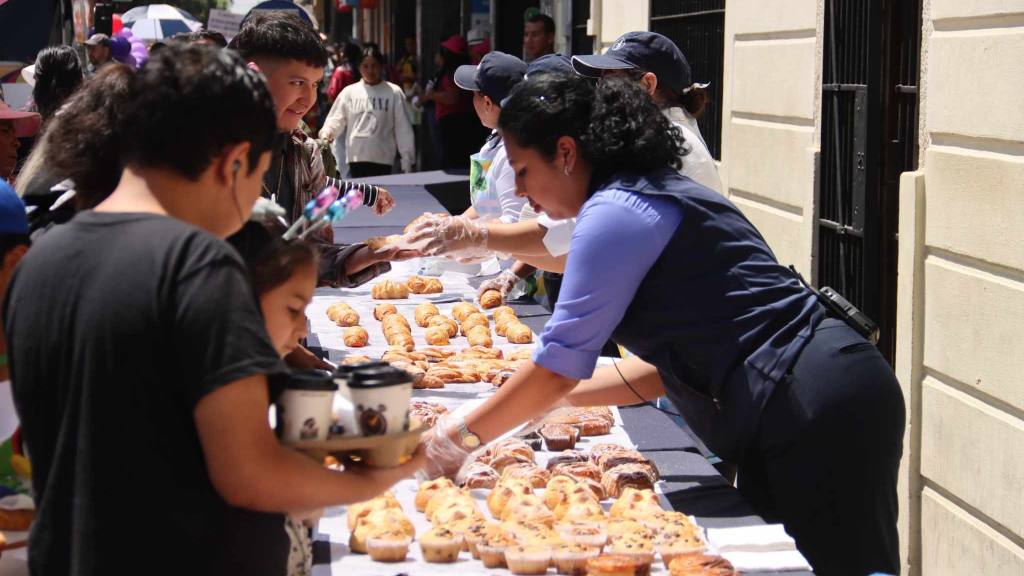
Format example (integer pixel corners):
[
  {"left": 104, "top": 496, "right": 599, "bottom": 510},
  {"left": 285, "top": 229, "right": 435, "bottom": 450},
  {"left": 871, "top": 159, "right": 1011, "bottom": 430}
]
[
  {"left": 668, "top": 554, "right": 735, "bottom": 576},
  {"left": 545, "top": 450, "right": 589, "bottom": 470},
  {"left": 486, "top": 438, "right": 535, "bottom": 462},
  {"left": 479, "top": 288, "right": 503, "bottom": 309},
  {"left": 414, "top": 302, "right": 440, "bottom": 326},
  {"left": 486, "top": 452, "right": 533, "bottom": 474},
  {"left": 372, "top": 280, "right": 410, "bottom": 300},
  {"left": 460, "top": 312, "right": 490, "bottom": 336},
  {"left": 505, "top": 321, "right": 534, "bottom": 344},
  {"left": 501, "top": 462, "right": 551, "bottom": 489},
  {"left": 427, "top": 315, "right": 459, "bottom": 338},
  {"left": 550, "top": 461, "right": 603, "bottom": 483},
  {"left": 409, "top": 400, "right": 448, "bottom": 427},
  {"left": 451, "top": 301, "right": 480, "bottom": 323},
  {"left": 601, "top": 463, "right": 658, "bottom": 498},
  {"left": 598, "top": 451, "right": 653, "bottom": 474},
  {"left": 373, "top": 303, "right": 398, "bottom": 320},
  {"left": 586, "top": 553, "right": 652, "bottom": 576},
  {"left": 424, "top": 325, "right": 450, "bottom": 346},
  {"left": 461, "top": 462, "right": 501, "bottom": 489},
  {"left": 466, "top": 325, "right": 493, "bottom": 348},
  {"left": 343, "top": 326, "right": 369, "bottom": 347}
]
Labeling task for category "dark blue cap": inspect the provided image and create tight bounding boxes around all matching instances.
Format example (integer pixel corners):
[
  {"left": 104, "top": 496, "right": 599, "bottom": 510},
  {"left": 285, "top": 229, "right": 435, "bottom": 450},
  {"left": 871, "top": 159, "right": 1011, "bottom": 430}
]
[
  {"left": 454, "top": 51, "right": 527, "bottom": 104},
  {"left": 525, "top": 53, "right": 573, "bottom": 79},
  {"left": 571, "top": 31, "right": 692, "bottom": 93},
  {"left": 0, "top": 179, "right": 28, "bottom": 236}
]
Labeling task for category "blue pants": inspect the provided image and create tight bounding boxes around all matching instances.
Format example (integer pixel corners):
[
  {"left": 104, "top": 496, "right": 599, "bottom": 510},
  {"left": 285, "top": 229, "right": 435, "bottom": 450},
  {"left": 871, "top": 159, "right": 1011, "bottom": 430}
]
[{"left": 738, "top": 318, "right": 905, "bottom": 575}]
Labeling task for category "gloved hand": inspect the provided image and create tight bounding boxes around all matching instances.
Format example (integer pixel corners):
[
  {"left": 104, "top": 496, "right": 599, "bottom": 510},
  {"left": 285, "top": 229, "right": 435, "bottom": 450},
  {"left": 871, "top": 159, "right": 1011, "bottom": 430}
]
[
  {"left": 250, "top": 197, "right": 287, "bottom": 225},
  {"left": 405, "top": 215, "right": 489, "bottom": 257},
  {"left": 477, "top": 269, "right": 520, "bottom": 299},
  {"left": 419, "top": 417, "right": 474, "bottom": 480},
  {"left": 450, "top": 247, "right": 495, "bottom": 265}
]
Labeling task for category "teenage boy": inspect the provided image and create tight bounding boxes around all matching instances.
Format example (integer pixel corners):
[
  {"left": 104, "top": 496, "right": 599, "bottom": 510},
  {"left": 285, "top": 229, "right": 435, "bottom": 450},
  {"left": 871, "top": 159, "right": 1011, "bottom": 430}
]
[
  {"left": 229, "top": 12, "right": 401, "bottom": 287},
  {"left": 5, "top": 44, "right": 423, "bottom": 576}
]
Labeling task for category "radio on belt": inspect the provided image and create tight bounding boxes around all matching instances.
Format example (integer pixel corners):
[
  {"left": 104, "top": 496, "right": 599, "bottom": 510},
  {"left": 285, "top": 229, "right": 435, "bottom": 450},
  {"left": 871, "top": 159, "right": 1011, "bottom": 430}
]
[{"left": 789, "top": 266, "right": 880, "bottom": 345}]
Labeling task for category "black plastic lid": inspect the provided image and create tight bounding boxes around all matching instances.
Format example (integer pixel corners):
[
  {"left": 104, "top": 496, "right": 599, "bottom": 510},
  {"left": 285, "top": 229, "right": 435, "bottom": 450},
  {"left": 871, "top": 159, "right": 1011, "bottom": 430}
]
[
  {"left": 333, "top": 360, "right": 389, "bottom": 379},
  {"left": 346, "top": 365, "right": 414, "bottom": 389},
  {"left": 284, "top": 369, "right": 339, "bottom": 392}
]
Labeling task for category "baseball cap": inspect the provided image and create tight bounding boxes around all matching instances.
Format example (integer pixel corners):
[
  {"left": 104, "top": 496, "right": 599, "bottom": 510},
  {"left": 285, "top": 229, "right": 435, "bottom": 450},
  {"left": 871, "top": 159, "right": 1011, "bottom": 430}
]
[
  {"left": 525, "top": 53, "right": 573, "bottom": 79},
  {"left": 85, "top": 33, "right": 112, "bottom": 47},
  {"left": 572, "top": 31, "right": 692, "bottom": 94},
  {"left": 0, "top": 100, "right": 41, "bottom": 138},
  {"left": 454, "top": 51, "right": 526, "bottom": 105},
  {"left": 0, "top": 179, "right": 29, "bottom": 236}
]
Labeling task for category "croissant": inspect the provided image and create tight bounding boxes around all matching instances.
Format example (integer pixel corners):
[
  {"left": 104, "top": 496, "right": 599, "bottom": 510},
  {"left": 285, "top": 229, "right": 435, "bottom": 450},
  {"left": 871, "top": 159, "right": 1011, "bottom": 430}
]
[
  {"left": 495, "top": 315, "right": 516, "bottom": 337},
  {"left": 407, "top": 275, "right": 428, "bottom": 294},
  {"left": 466, "top": 325, "right": 493, "bottom": 348},
  {"left": 460, "top": 312, "right": 489, "bottom": 336},
  {"left": 505, "top": 321, "right": 533, "bottom": 344},
  {"left": 427, "top": 315, "right": 459, "bottom": 338},
  {"left": 426, "top": 367, "right": 478, "bottom": 384},
  {"left": 421, "top": 277, "right": 443, "bottom": 294},
  {"left": 341, "top": 354, "right": 372, "bottom": 366},
  {"left": 479, "top": 289, "right": 503, "bottom": 309},
  {"left": 332, "top": 308, "right": 360, "bottom": 327},
  {"left": 372, "top": 280, "right": 409, "bottom": 300},
  {"left": 385, "top": 331, "right": 415, "bottom": 351},
  {"left": 492, "top": 305, "right": 517, "bottom": 321},
  {"left": 456, "top": 345, "right": 504, "bottom": 360},
  {"left": 415, "top": 303, "right": 440, "bottom": 327},
  {"left": 382, "top": 313, "right": 411, "bottom": 332},
  {"left": 415, "top": 374, "right": 445, "bottom": 389},
  {"left": 327, "top": 302, "right": 356, "bottom": 324},
  {"left": 374, "top": 303, "right": 398, "bottom": 321},
  {"left": 343, "top": 326, "right": 369, "bottom": 347},
  {"left": 425, "top": 325, "right": 451, "bottom": 346},
  {"left": 419, "top": 347, "right": 455, "bottom": 362},
  {"left": 451, "top": 302, "right": 480, "bottom": 323}
]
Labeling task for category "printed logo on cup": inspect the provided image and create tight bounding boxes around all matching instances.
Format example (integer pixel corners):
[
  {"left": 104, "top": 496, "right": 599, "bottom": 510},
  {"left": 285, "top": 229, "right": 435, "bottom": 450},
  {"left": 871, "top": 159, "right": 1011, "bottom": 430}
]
[{"left": 357, "top": 403, "right": 389, "bottom": 435}]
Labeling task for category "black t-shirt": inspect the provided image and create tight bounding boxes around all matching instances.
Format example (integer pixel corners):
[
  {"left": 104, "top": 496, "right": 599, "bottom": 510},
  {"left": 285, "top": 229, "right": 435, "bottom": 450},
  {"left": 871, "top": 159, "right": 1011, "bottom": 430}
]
[{"left": 5, "top": 211, "right": 289, "bottom": 576}]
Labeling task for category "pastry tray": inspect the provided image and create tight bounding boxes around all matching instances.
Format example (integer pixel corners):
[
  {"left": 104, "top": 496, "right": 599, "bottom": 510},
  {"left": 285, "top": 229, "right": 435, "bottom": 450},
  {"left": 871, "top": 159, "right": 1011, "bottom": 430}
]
[{"left": 289, "top": 424, "right": 424, "bottom": 468}]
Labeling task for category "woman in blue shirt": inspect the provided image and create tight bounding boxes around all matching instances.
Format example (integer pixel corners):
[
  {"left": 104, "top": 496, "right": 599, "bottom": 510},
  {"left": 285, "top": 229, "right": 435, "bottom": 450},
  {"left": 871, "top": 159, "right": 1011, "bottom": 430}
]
[{"left": 423, "top": 74, "right": 905, "bottom": 575}]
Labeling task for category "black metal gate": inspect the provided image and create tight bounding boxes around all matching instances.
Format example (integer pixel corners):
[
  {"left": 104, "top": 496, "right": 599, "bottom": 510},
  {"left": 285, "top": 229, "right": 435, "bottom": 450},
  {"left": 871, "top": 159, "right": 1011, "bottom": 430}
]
[
  {"left": 571, "top": 0, "right": 592, "bottom": 56},
  {"left": 819, "top": 0, "right": 920, "bottom": 363},
  {"left": 649, "top": 0, "right": 726, "bottom": 160}
]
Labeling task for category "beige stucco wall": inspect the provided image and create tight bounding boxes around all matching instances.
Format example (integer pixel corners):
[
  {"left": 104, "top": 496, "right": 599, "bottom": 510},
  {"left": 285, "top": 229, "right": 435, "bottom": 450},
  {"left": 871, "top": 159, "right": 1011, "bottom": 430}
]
[{"left": 897, "top": 0, "right": 1024, "bottom": 574}]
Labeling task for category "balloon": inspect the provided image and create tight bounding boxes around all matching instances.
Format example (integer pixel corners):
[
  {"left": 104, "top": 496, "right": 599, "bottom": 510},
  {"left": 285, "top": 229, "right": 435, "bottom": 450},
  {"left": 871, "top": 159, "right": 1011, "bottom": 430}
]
[{"left": 112, "top": 14, "right": 123, "bottom": 35}]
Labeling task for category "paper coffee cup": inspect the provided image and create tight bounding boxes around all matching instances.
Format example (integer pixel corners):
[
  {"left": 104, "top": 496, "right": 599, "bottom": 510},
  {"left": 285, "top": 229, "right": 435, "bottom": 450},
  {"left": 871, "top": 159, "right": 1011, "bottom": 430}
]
[
  {"left": 346, "top": 366, "right": 414, "bottom": 436},
  {"left": 277, "top": 370, "right": 338, "bottom": 443},
  {"left": 332, "top": 361, "right": 388, "bottom": 437}
]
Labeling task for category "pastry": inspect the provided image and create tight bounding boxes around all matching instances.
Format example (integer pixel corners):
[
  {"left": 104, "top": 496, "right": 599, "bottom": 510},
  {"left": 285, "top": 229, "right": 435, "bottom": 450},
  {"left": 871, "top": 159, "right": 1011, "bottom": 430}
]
[
  {"left": 550, "top": 461, "right": 602, "bottom": 483},
  {"left": 657, "top": 532, "right": 705, "bottom": 569},
  {"left": 508, "top": 347, "right": 535, "bottom": 361},
  {"left": 426, "top": 366, "right": 478, "bottom": 384},
  {"left": 427, "top": 315, "right": 459, "bottom": 338},
  {"left": 667, "top": 554, "right": 735, "bottom": 576},
  {"left": 372, "top": 280, "right": 409, "bottom": 300},
  {"left": 424, "top": 325, "right": 450, "bottom": 346},
  {"left": 421, "top": 277, "right": 444, "bottom": 293},
  {"left": 385, "top": 330, "right": 414, "bottom": 351},
  {"left": 606, "top": 533, "right": 655, "bottom": 565},
  {"left": 495, "top": 315, "right": 515, "bottom": 337},
  {"left": 431, "top": 499, "right": 484, "bottom": 526},
  {"left": 419, "top": 527, "right": 463, "bottom": 563},
  {"left": 327, "top": 302, "right": 360, "bottom": 326},
  {"left": 461, "top": 462, "right": 500, "bottom": 489},
  {"left": 451, "top": 302, "right": 480, "bottom": 323},
  {"left": 349, "top": 508, "right": 414, "bottom": 554},
  {"left": 464, "top": 521, "right": 502, "bottom": 559},
  {"left": 555, "top": 521, "right": 609, "bottom": 549},
  {"left": 381, "top": 349, "right": 427, "bottom": 363},
  {"left": 479, "top": 288, "right": 503, "bottom": 309},
  {"left": 419, "top": 347, "right": 455, "bottom": 362},
  {"left": 484, "top": 366, "right": 517, "bottom": 387},
  {"left": 608, "top": 488, "right": 661, "bottom": 519},
  {"left": 373, "top": 303, "right": 398, "bottom": 320},
  {"left": 505, "top": 544, "right": 554, "bottom": 575},
  {"left": 404, "top": 212, "right": 446, "bottom": 234},
  {"left": 586, "top": 553, "right": 652, "bottom": 576},
  {"left": 553, "top": 542, "right": 601, "bottom": 576},
  {"left": 466, "top": 325, "right": 493, "bottom": 348},
  {"left": 366, "top": 530, "right": 412, "bottom": 562},
  {"left": 602, "top": 464, "right": 658, "bottom": 498},
  {"left": 341, "top": 354, "right": 371, "bottom": 365},
  {"left": 597, "top": 450, "right": 652, "bottom": 474},
  {"left": 381, "top": 313, "right": 410, "bottom": 331},
  {"left": 500, "top": 495, "right": 557, "bottom": 525},
  {"left": 501, "top": 462, "right": 550, "bottom": 489},
  {"left": 409, "top": 400, "right": 448, "bottom": 427},
  {"left": 544, "top": 475, "right": 581, "bottom": 510},
  {"left": 414, "top": 374, "right": 445, "bottom": 389},
  {"left": 460, "top": 312, "right": 489, "bottom": 335},
  {"left": 546, "top": 450, "right": 589, "bottom": 470},
  {"left": 478, "top": 532, "right": 517, "bottom": 568},
  {"left": 416, "top": 478, "right": 455, "bottom": 512},
  {"left": 588, "top": 442, "right": 633, "bottom": 464},
  {"left": 505, "top": 321, "right": 534, "bottom": 344},
  {"left": 481, "top": 438, "right": 535, "bottom": 463},
  {"left": 486, "top": 480, "right": 533, "bottom": 517},
  {"left": 406, "top": 275, "right": 429, "bottom": 294},
  {"left": 455, "top": 345, "right": 504, "bottom": 360},
  {"left": 540, "top": 424, "right": 579, "bottom": 451},
  {"left": 365, "top": 235, "right": 404, "bottom": 251},
  {"left": 492, "top": 305, "right": 517, "bottom": 321},
  {"left": 414, "top": 302, "right": 440, "bottom": 326},
  {"left": 347, "top": 492, "right": 401, "bottom": 530},
  {"left": 343, "top": 326, "right": 369, "bottom": 347}
]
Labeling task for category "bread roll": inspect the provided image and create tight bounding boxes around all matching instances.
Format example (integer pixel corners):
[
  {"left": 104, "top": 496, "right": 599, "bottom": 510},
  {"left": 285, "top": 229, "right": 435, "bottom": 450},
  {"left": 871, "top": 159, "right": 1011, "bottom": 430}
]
[
  {"left": 415, "top": 303, "right": 440, "bottom": 327},
  {"left": 372, "top": 280, "right": 409, "bottom": 300},
  {"left": 505, "top": 321, "right": 533, "bottom": 344},
  {"left": 343, "top": 326, "right": 369, "bottom": 347},
  {"left": 451, "top": 302, "right": 480, "bottom": 323},
  {"left": 425, "top": 325, "right": 450, "bottom": 346},
  {"left": 466, "top": 325, "right": 493, "bottom": 348},
  {"left": 479, "top": 289, "right": 503, "bottom": 309},
  {"left": 427, "top": 315, "right": 459, "bottom": 338},
  {"left": 460, "top": 312, "right": 489, "bottom": 336},
  {"left": 374, "top": 303, "right": 398, "bottom": 321}
]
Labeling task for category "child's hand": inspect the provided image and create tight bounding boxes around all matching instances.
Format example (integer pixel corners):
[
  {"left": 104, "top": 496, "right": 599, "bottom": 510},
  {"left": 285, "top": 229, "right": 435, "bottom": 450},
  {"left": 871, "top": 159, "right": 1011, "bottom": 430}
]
[{"left": 373, "top": 188, "right": 395, "bottom": 215}]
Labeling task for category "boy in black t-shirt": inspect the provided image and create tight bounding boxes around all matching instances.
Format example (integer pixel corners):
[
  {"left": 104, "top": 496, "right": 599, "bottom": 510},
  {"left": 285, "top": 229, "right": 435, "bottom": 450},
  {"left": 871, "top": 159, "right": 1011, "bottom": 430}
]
[{"left": 4, "top": 45, "right": 424, "bottom": 576}]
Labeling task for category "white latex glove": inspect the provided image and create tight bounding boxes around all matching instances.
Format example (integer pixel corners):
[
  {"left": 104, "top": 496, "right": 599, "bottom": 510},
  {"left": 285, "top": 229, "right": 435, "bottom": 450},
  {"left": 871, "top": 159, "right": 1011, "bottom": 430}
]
[
  {"left": 405, "top": 215, "right": 489, "bottom": 257},
  {"left": 477, "top": 269, "right": 519, "bottom": 299},
  {"left": 419, "top": 416, "right": 474, "bottom": 481},
  {"left": 450, "top": 246, "right": 495, "bottom": 264},
  {"left": 250, "top": 197, "right": 288, "bottom": 225}
]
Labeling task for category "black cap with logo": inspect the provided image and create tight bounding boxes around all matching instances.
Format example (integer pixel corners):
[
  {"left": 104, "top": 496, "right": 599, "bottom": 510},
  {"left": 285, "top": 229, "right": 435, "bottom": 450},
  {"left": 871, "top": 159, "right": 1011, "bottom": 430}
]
[
  {"left": 571, "top": 31, "right": 692, "bottom": 93},
  {"left": 454, "top": 51, "right": 527, "bottom": 104}
]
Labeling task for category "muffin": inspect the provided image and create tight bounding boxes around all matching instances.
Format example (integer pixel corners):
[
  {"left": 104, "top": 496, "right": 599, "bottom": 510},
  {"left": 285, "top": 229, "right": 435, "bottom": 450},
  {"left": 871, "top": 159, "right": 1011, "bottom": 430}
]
[
  {"left": 667, "top": 553, "right": 736, "bottom": 576},
  {"left": 464, "top": 520, "right": 502, "bottom": 559},
  {"left": 556, "top": 521, "right": 609, "bottom": 549},
  {"left": 365, "top": 530, "right": 412, "bottom": 562},
  {"left": 415, "top": 477, "right": 455, "bottom": 512},
  {"left": 606, "top": 533, "right": 655, "bottom": 566},
  {"left": 585, "top": 553, "right": 652, "bottom": 576},
  {"left": 657, "top": 535, "right": 705, "bottom": 570},
  {"left": 540, "top": 423, "right": 580, "bottom": 451},
  {"left": 553, "top": 543, "right": 601, "bottom": 575},
  {"left": 505, "top": 544, "right": 554, "bottom": 575},
  {"left": 478, "top": 532, "right": 517, "bottom": 568},
  {"left": 419, "top": 527, "right": 463, "bottom": 563}
]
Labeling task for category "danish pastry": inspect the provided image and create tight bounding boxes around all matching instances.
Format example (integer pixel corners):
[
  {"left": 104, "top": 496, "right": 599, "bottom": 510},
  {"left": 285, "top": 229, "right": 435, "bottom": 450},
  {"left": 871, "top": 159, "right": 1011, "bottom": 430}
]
[
  {"left": 601, "top": 463, "right": 658, "bottom": 498},
  {"left": 372, "top": 280, "right": 409, "bottom": 300},
  {"left": 461, "top": 462, "right": 500, "bottom": 490},
  {"left": 374, "top": 303, "right": 398, "bottom": 320},
  {"left": 466, "top": 325, "right": 493, "bottom": 348},
  {"left": 425, "top": 325, "right": 450, "bottom": 346},
  {"left": 479, "top": 289, "right": 503, "bottom": 309},
  {"left": 414, "top": 303, "right": 440, "bottom": 326},
  {"left": 343, "top": 326, "right": 369, "bottom": 347},
  {"left": 460, "top": 312, "right": 489, "bottom": 336},
  {"left": 451, "top": 302, "right": 480, "bottom": 323},
  {"left": 505, "top": 321, "right": 533, "bottom": 344},
  {"left": 427, "top": 315, "right": 459, "bottom": 338}
]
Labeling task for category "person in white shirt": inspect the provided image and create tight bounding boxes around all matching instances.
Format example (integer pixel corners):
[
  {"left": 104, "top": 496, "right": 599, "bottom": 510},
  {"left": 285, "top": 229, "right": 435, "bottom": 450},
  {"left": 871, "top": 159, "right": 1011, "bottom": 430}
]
[{"left": 320, "top": 46, "right": 415, "bottom": 177}]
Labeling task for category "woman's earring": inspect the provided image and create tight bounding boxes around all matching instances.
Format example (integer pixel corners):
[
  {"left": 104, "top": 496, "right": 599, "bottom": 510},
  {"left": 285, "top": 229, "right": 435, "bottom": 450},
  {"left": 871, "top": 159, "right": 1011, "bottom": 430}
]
[{"left": 563, "top": 164, "right": 571, "bottom": 176}]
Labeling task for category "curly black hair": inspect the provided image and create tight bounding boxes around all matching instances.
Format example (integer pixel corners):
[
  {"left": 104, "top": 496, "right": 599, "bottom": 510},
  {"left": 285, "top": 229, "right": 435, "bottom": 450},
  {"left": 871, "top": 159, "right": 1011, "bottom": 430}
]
[
  {"left": 119, "top": 43, "right": 277, "bottom": 181},
  {"left": 32, "top": 45, "right": 83, "bottom": 122},
  {"left": 498, "top": 73, "right": 686, "bottom": 189},
  {"left": 229, "top": 11, "right": 328, "bottom": 69},
  {"left": 227, "top": 220, "right": 317, "bottom": 296}
]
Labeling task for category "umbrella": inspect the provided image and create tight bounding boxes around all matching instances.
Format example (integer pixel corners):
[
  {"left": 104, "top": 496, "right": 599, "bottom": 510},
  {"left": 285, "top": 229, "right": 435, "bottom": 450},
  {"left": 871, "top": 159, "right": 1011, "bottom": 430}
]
[
  {"left": 126, "top": 17, "right": 200, "bottom": 41},
  {"left": 121, "top": 4, "right": 200, "bottom": 25}
]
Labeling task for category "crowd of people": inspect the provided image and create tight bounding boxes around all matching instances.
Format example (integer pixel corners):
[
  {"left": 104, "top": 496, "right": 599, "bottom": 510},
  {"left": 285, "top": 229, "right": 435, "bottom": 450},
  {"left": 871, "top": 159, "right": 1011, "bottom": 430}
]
[{"left": 0, "top": 9, "right": 904, "bottom": 576}]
